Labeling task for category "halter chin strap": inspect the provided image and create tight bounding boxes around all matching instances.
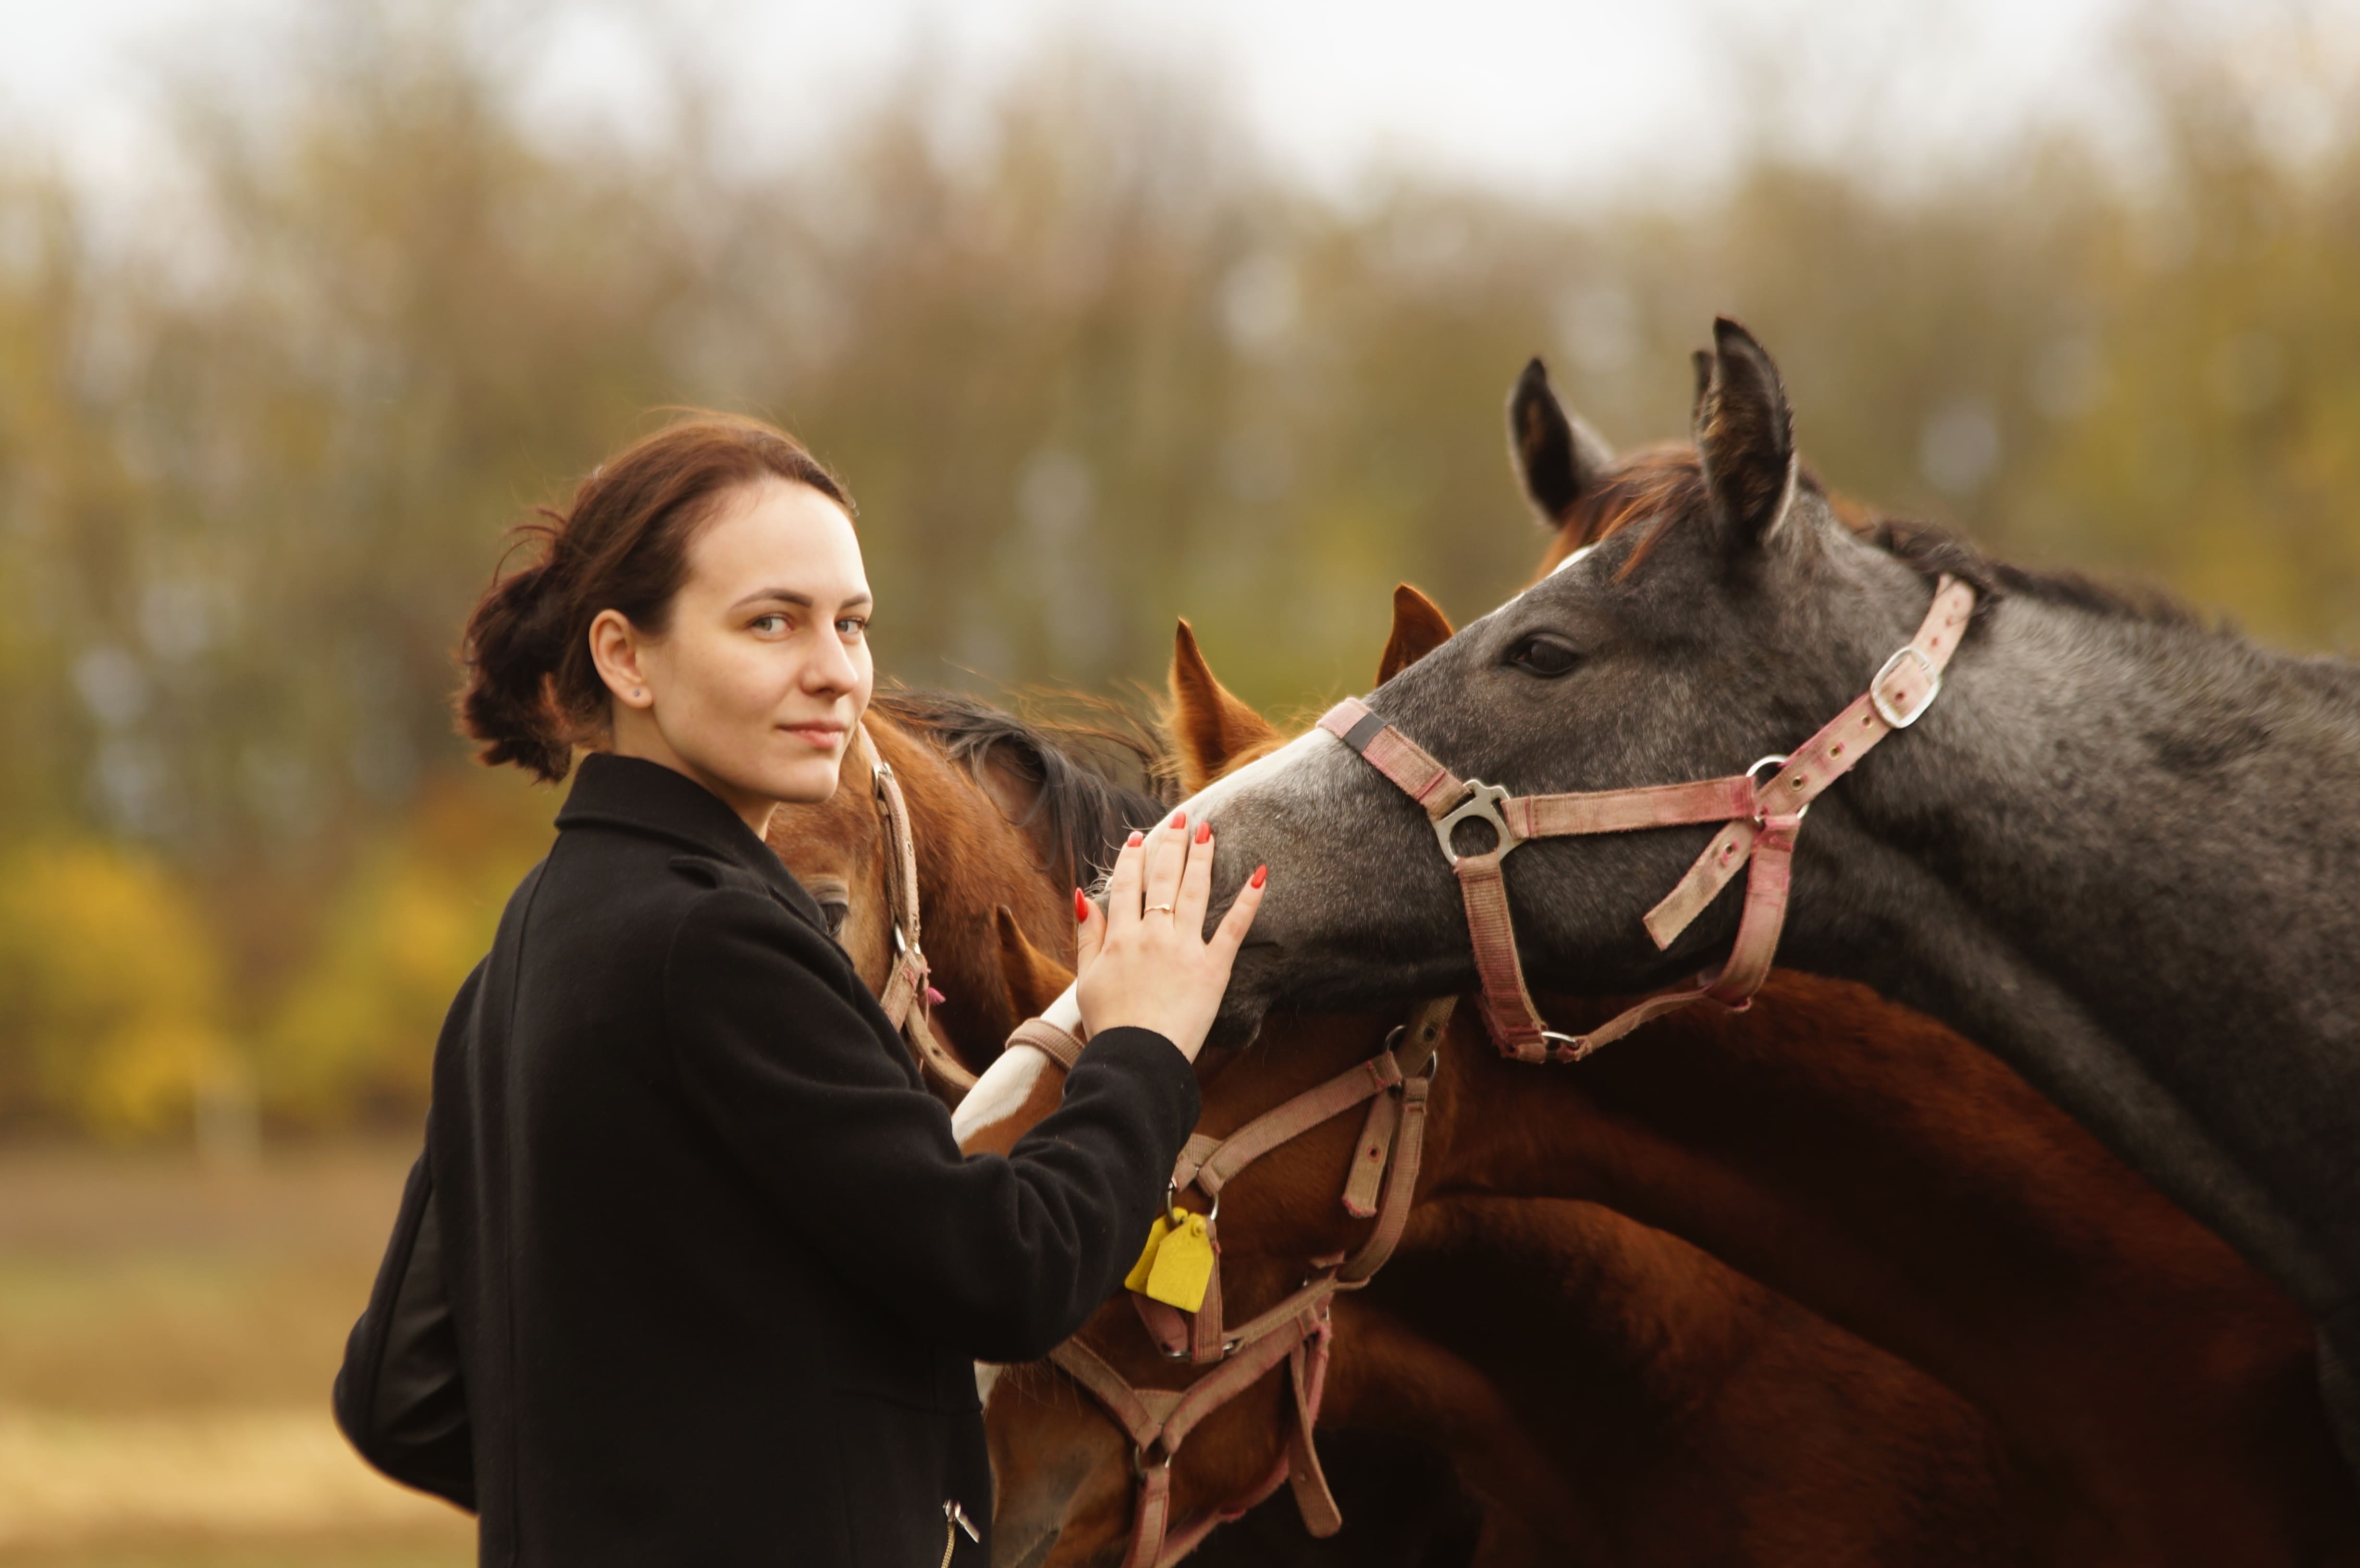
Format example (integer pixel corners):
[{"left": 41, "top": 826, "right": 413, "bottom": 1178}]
[
  {"left": 1320, "top": 576, "right": 1977, "bottom": 1063},
  {"left": 857, "top": 724, "right": 977, "bottom": 1097},
  {"left": 1018, "top": 997, "right": 1455, "bottom": 1568}
]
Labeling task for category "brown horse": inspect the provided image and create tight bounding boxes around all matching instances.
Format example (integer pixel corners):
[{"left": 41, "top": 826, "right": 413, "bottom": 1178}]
[
  {"left": 977, "top": 610, "right": 2357, "bottom": 1566},
  {"left": 983, "top": 931, "right": 2031, "bottom": 1568},
  {"left": 763, "top": 689, "right": 1165, "bottom": 1073}
]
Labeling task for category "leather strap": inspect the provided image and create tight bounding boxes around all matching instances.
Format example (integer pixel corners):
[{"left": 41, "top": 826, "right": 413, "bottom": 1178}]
[
  {"left": 1180, "top": 1055, "right": 1403, "bottom": 1199},
  {"left": 858, "top": 725, "right": 979, "bottom": 1097},
  {"left": 1047, "top": 1004, "right": 1446, "bottom": 1565},
  {"left": 1318, "top": 701, "right": 1465, "bottom": 818},
  {"left": 1005, "top": 1016, "right": 1086, "bottom": 1071}
]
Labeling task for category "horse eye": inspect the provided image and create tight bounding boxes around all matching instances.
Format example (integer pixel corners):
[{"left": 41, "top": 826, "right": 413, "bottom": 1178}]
[
  {"left": 1504, "top": 634, "right": 1580, "bottom": 678},
  {"left": 821, "top": 901, "right": 849, "bottom": 939}
]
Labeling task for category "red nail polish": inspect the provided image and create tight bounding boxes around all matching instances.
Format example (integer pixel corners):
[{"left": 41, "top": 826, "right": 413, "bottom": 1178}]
[
  {"left": 1126, "top": 830, "right": 1144, "bottom": 847},
  {"left": 1074, "top": 888, "right": 1089, "bottom": 921},
  {"left": 1168, "top": 809, "right": 1187, "bottom": 829},
  {"left": 1250, "top": 864, "right": 1268, "bottom": 889},
  {"left": 1194, "top": 821, "right": 1212, "bottom": 845}
]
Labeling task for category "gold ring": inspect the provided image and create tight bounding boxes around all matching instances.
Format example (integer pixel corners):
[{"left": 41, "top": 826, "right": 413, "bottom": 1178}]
[{"left": 1142, "top": 903, "right": 1176, "bottom": 916}]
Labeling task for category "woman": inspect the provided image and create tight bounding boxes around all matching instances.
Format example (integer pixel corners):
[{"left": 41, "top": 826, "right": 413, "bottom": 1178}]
[{"left": 333, "top": 416, "right": 1264, "bottom": 1566}]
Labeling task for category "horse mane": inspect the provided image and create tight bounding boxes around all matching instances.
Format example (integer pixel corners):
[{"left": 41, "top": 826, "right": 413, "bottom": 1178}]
[
  {"left": 1579, "top": 446, "right": 2200, "bottom": 627},
  {"left": 870, "top": 687, "right": 1173, "bottom": 884}
]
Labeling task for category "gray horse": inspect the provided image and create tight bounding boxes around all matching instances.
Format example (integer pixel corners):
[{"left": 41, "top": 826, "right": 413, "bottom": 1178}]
[{"left": 1196, "top": 318, "right": 2360, "bottom": 1470}]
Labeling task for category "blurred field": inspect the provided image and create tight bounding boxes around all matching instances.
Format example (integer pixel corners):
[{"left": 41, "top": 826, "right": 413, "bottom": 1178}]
[{"left": 0, "top": 1143, "right": 470, "bottom": 1565}]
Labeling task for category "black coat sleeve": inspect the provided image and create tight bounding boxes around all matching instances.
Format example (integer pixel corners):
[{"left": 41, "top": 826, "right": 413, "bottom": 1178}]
[
  {"left": 664, "top": 886, "right": 1200, "bottom": 1364},
  {"left": 332, "top": 1136, "right": 476, "bottom": 1510}
]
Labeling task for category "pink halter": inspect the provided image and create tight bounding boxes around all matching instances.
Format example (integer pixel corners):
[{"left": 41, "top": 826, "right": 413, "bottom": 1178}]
[{"left": 1318, "top": 576, "right": 1976, "bottom": 1063}]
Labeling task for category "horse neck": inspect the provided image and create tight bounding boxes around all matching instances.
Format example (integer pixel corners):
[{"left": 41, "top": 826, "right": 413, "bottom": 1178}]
[
  {"left": 1833, "top": 590, "right": 2360, "bottom": 1040},
  {"left": 1317, "top": 1289, "right": 1607, "bottom": 1562},
  {"left": 1356, "top": 1197, "right": 2026, "bottom": 1562},
  {"left": 865, "top": 714, "right": 1070, "bottom": 1060},
  {"left": 1424, "top": 977, "right": 2329, "bottom": 1514},
  {"left": 1781, "top": 583, "right": 2360, "bottom": 1327}
]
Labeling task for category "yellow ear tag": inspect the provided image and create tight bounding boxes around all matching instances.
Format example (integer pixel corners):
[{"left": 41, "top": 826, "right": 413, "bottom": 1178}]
[
  {"left": 1143, "top": 1212, "right": 1216, "bottom": 1313},
  {"left": 1123, "top": 1214, "right": 1173, "bottom": 1296}
]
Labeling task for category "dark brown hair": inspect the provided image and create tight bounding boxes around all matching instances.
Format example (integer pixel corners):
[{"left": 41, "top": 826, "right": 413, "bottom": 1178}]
[{"left": 457, "top": 414, "right": 854, "bottom": 782}]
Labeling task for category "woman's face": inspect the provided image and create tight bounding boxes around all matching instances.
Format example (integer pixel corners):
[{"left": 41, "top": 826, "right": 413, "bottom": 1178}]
[{"left": 597, "top": 477, "right": 874, "bottom": 826}]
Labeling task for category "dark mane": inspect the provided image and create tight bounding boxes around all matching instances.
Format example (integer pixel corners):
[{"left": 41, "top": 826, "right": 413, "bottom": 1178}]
[
  {"left": 1581, "top": 446, "right": 2199, "bottom": 626},
  {"left": 1864, "top": 516, "right": 2200, "bottom": 626},
  {"left": 871, "top": 688, "right": 1172, "bottom": 884}
]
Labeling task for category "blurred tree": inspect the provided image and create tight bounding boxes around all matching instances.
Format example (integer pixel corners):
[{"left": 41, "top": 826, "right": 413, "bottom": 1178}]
[
  {"left": 0, "top": 2, "right": 2355, "bottom": 1136},
  {"left": 258, "top": 772, "right": 548, "bottom": 1127},
  {"left": 0, "top": 842, "right": 231, "bottom": 1139}
]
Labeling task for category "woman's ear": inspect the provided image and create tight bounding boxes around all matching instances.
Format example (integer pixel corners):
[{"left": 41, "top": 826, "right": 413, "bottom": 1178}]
[{"left": 589, "top": 609, "right": 655, "bottom": 709}]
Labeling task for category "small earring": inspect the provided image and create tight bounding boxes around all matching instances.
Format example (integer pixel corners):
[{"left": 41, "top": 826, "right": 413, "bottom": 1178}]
[{"left": 633, "top": 688, "right": 644, "bottom": 699}]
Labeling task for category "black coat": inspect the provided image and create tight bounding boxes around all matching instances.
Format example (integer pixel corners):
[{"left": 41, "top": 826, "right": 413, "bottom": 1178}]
[{"left": 334, "top": 753, "right": 1198, "bottom": 1567}]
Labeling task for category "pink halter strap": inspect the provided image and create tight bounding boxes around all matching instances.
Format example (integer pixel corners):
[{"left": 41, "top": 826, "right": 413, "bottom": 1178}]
[
  {"left": 856, "top": 724, "right": 976, "bottom": 1097},
  {"left": 1319, "top": 576, "right": 1976, "bottom": 1063},
  {"left": 1023, "top": 996, "right": 1455, "bottom": 1568}
]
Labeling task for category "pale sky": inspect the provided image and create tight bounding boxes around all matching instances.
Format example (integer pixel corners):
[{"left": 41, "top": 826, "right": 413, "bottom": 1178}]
[{"left": 2, "top": 0, "right": 2350, "bottom": 207}]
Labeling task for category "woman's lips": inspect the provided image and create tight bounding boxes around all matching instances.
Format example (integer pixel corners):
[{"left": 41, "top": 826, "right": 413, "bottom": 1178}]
[{"left": 781, "top": 723, "right": 846, "bottom": 749}]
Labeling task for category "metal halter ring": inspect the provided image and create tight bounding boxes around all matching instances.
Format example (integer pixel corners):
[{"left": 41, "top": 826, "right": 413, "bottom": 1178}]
[
  {"left": 1745, "top": 754, "right": 1810, "bottom": 823},
  {"left": 1433, "top": 780, "right": 1517, "bottom": 866},
  {"left": 1164, "top": 1180, "right": 1219, "bottom": 1228}
]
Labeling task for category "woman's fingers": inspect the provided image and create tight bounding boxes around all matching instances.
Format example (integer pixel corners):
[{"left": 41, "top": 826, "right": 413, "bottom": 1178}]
[
  {"left": 1140, "top": 809, "right": 1188, "bottom": 921},
  {"left": 1176, "top": 817, "right": 1217, "bottom": 933},
  {"left": 1209, "top": 863, "right": 1268, "bottom": 959},
  {"left": 1102, "top": 829, "right": 1146, "bottom": 929},
  {"left": 1073, "top": 885, "right": 1104, "bottom": 974}
]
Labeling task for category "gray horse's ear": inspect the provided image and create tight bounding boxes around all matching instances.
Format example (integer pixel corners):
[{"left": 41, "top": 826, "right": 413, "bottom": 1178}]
[
  {"left": 1506, "top": 357, "right": 1614, "bottom": 527},
  {"left": 1693, "top": 318, "right": 1797, "bottom": 547}
]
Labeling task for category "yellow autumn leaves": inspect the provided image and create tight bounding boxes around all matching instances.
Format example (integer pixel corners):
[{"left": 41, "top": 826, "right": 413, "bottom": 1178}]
[{"left": 0, "top": 783, "right": 549, "bottom": 1141}]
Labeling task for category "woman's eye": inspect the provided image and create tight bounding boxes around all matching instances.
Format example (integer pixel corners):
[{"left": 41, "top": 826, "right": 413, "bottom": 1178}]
[
  {"left": 821, "top": 902, "right": 849, "bottom": 939},
  {"left": 1504, "top": 634, "right": 1580, "bottom": 678},
  {"left": 751, "top": 613, "right": 789, "bottom": 635},
  {"left": 835, "top": 617, "right": 867, "bottom": 638}
]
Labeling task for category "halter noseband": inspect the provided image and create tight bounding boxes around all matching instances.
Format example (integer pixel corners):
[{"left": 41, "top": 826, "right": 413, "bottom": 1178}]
[
  {"left": 1008, "top": 997, "right": 1456, "bottom": 1568},
  {"left": 1318, "top": 575, "right": 1976, "bottom": 1063},
  {"left": 856, "top": 723, "right": 978, "bottom": 1096}
]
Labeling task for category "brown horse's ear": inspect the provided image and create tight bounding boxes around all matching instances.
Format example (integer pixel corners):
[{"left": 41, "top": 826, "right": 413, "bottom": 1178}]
[
  {"left": 1507, "top": 356, "right": 1614, "bottom": 531},
  {"left": 994, "top": 906, "right": 1074, "bottom": 1018},
  {"left": 1694, "top": 317, "right": 1797, "bottom": 548},
  {"left": 1168, "top": 620, "right": 1281, "bottom": 791},
  {"left": 1377, "top": 584, "right": 1454, "bottom": 683}
]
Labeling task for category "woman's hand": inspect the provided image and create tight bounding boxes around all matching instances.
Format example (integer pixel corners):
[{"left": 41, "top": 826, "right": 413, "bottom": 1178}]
[{"left": 1072, "top": 810, "right": 1266, "bottom": 1063}]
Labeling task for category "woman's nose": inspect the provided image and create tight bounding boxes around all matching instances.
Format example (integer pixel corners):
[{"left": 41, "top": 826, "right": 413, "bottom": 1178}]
[{"left": 807, "top": 630, "right": 862, "bottom": 693}]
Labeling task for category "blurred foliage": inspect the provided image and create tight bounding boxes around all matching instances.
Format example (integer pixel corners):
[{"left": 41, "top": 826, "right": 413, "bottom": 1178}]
[
  {"left": 0, "top": 5, "right": 2355, "bottom": 1137},
  {"left": 257, "top": 774, "right": 550, "bottom": 1128},
  {"left": 0, "top": 843, "right": 229, "bottom": 1138}
]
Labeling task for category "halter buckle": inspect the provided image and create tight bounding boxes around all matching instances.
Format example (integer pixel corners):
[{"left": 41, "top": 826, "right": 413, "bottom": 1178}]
[
  {"left": 1433, "top": 781, "right": 1517, "bottom": 865},
  {"left": 1744, "top": 754, "right": 1811, "bottom": 823},
  {"left": 1870, "top": 645, "right": 1940, "bottom": 729}
]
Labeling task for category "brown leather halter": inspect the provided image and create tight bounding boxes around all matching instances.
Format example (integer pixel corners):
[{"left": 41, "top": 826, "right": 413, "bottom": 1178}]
[
  {"left": 1004, "top": 998, "right": 1456, "bottom": 1568},
  {"left": 1318, "top": 576, "right": 1976, "bottom": 1063},
  {"left": 856, "top": 723, "right": 977, "bottom": 1096}
]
